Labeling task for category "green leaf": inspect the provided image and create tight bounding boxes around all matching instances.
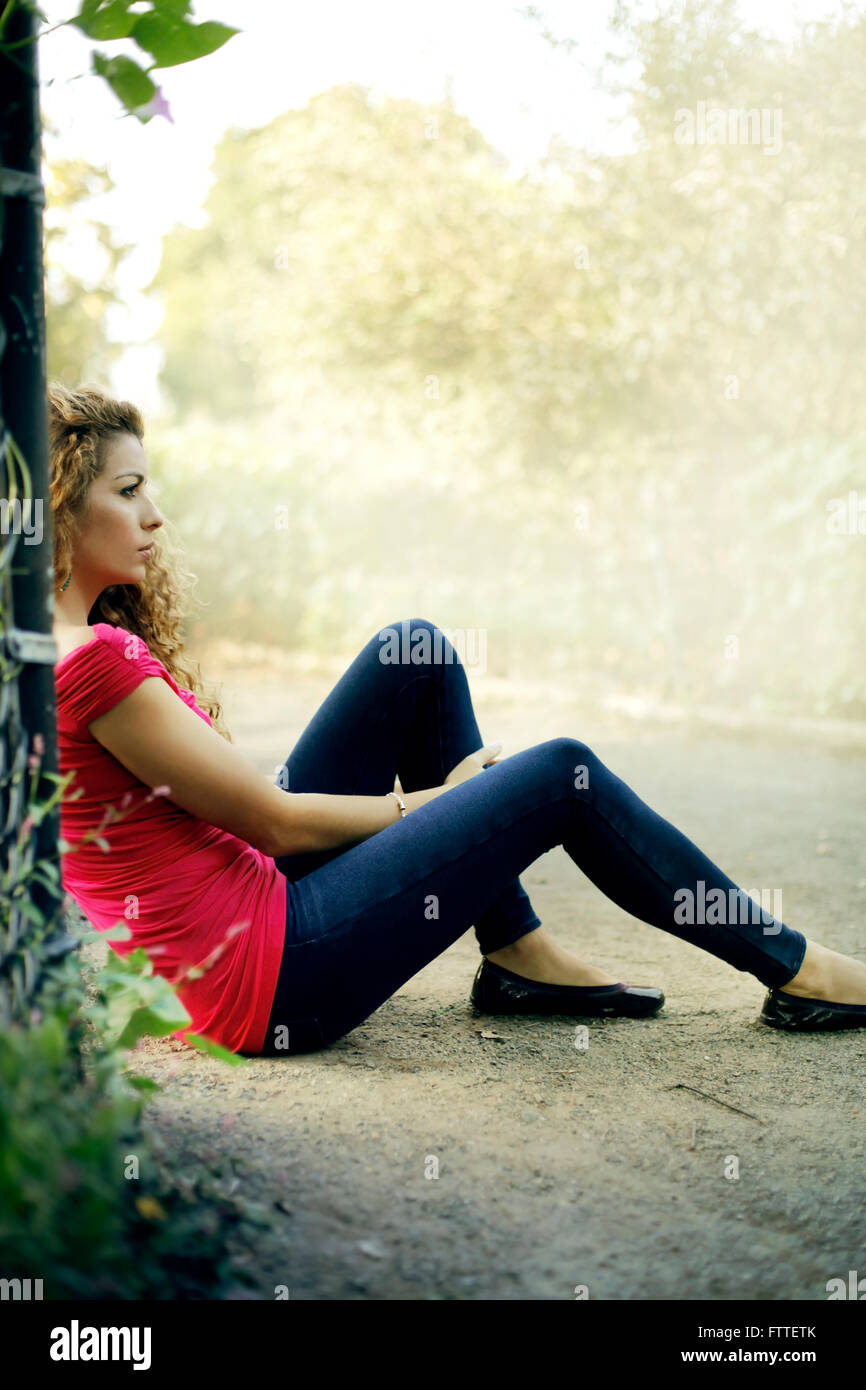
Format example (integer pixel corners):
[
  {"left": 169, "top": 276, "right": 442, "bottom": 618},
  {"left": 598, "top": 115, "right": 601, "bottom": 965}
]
[
  {"left": 115, "top": 1004, "right": 188, "bottom": 1050},
  {"left": 30, "top": 859, "right": 61, "bottom": 884},
  {"left": 183, "top": 1032, "right": 249, "bottom": 1066},
  {"left": 70, "top": 0, "right": 102, "bottom": 25},
  {"left": 130, "top": 14, "right": 239, "bottom": 68},
  {"left": 22, "top": 948, "right": 38, "bottom": 995},
  {"left": 91, "top": 51, "right": 157, "bottom": 112},
  {"left": 151, "top": 0, "right": 193, "bottom": 14},
  {"left": 71, "top": 1, "right": 138, "bottom": 40},
  {"left": 124, "top": 1074, "right": 162, "bottom": 1092},
  {"left": 102, "top": 921, "right": 133, "bottom": 942},
  {"left": 15, "top": 897, "right": 46, "bottom": 927},
  {"left": 26, "top": 866, "right": 56, "bottom": 894},
  {"left": 117, "top": 945, "right": 154, "bottom": 974}
]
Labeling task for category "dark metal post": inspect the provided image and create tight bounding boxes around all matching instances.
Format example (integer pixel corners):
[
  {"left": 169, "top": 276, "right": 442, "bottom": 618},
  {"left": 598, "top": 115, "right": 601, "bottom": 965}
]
[{"left": 1, "top": 4, "right": 75, "bottom": 1026}]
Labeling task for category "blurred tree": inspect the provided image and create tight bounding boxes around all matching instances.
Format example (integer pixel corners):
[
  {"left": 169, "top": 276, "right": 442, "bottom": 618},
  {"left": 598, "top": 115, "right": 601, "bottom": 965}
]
[
  {"left": 43, "top": 120, "right": 134, "bottom": 384},
  {"left": 147, "top": 3, "right": 866, "bottom": 717},
  {"left": 150, "top": 83, "right": 617, "bottom": 472},
  {"left": 578, "top": 0, "right": 866, "bottom": 448},
  {"left": 153, "top": 3, "right": 866, "bottom": 466}
]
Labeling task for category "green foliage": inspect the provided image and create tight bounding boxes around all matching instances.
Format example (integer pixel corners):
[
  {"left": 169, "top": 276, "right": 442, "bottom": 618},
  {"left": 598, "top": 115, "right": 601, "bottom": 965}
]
[
  {"left": 150, "top": 10, "right": 866, "bottom": 449},
  {"left": 0, "top": 0, "right": 239, "bottom": 122},
  {"left": 152, "top": 83, "right": 612, "bottom": 440},
  {"left": 145, "top": 4, "right": 866, "bottom": 720},
  {"left": 71, "top": 0, "right": 141, "bottom": 41},
  {"left": 91, "top": 930, "right": 245, "bottom": 1065},
  {"left": 0, "top": 804, "right": 262, "bottom": 1296},
  {"left": 0, "top": 999, "right": 266, "bottom": 1298},
  {"left": 42, "top": 134, "right": 133, "bottom": 383},
  {"left": 129, "top": 11, "right": 238, "bottom": 68},
  {"left": 71, "top": 0, "right": 239, "bottom": 118},
  {"left": 90, "top": 49, "right": 158, "bottom": 110}
]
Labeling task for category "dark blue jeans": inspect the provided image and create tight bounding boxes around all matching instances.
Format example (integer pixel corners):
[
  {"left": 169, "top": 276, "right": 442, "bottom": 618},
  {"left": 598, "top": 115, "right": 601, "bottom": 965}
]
[{"left": 248, "top": 618, "right": 807, "bottom": 1056}]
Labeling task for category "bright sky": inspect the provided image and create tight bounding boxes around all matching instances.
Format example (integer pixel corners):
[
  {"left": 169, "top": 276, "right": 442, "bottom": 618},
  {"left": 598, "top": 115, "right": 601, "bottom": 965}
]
[{"left": 37, "top": 0, "right": 852, "bottom": 409}]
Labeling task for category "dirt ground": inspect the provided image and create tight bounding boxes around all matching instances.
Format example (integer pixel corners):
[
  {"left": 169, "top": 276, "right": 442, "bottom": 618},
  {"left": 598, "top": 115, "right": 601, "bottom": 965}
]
[{"left": 117, "top": 646, "right": 866, "bottom": 1300}]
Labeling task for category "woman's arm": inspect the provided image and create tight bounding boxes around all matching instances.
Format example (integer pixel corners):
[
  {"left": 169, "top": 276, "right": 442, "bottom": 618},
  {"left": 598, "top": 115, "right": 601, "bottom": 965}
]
[
  {"left": 270, "top": 782, "right": 453, "bottom": 856},
  {"left": 88, "top": 677, "right": 453, "bottom": 858}
]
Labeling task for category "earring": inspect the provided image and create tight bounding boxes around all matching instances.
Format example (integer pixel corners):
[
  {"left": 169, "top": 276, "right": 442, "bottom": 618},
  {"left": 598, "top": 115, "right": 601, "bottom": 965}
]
[{"left": 60, "top": 569, "right": 72, "bottom": 592}]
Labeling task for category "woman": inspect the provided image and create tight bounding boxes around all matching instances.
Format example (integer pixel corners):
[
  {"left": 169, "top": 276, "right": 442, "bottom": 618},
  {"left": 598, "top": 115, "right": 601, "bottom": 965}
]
[{"left": 49, "top": 382, "right": 866, "bottom": 1057}]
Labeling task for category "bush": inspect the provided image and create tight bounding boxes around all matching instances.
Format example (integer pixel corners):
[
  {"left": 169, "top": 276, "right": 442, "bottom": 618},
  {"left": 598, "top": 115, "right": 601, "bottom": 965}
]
[{"left": 0, "top": 924, "right": 271, "bottom": 1299}]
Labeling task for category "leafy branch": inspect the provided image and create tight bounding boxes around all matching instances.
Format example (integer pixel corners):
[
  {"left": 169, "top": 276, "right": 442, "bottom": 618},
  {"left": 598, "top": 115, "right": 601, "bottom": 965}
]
[{"left": 0, "top": 0, "right": 240, "bottom": 122}]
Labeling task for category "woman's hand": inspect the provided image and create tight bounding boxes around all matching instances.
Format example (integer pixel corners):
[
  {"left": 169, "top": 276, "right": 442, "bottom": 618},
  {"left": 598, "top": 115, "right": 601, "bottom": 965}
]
[{"left": 443, "top": 742, "right": 503, "bottom": 787}]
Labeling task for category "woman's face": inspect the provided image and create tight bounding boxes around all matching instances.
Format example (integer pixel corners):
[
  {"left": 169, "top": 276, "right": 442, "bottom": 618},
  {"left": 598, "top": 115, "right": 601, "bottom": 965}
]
[{"left": 71, "top": 431, "right": 165, "bottom": 588}]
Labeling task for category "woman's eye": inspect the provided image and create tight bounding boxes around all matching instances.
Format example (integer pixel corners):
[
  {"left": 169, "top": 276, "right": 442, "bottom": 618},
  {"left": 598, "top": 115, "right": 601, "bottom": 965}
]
[{"left": 122, "top": 484, "right": 140, "bottom": 497}]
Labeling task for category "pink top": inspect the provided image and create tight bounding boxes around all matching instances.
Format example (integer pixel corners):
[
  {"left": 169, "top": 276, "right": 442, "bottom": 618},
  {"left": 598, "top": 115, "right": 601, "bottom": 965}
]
[{"left": 54, "top": 622, "right": 287, "bottom": 1054}]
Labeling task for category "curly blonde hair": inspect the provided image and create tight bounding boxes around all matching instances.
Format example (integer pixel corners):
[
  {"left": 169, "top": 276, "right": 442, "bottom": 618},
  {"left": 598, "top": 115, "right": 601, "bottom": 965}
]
[{"left": 47, "top": 380, "right": 232, "bottom": 742}]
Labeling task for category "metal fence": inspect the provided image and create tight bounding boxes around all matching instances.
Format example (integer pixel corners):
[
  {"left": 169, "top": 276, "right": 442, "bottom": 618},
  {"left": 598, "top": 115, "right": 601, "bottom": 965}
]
[{"left": 1, "top": 4, "right": 80, "bottom": 1031}]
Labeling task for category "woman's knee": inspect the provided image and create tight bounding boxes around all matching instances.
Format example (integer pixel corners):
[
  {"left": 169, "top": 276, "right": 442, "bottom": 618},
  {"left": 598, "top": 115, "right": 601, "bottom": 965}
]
[
  {"left": 541, "top": 735, "right": 598, "bottom": 791},
  {"left": 379, "top": 616, "right": 441, "bottom": 643},
  {"left": 373, "top": 617, "right": 455, "bottom": 670}
]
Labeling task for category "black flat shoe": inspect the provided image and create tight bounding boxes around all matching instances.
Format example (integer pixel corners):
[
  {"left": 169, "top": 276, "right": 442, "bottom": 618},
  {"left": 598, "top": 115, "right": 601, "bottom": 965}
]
[
  {"left": 470, "top": 958, "right": 664, "bottom": 1018},
  {"left": 759, "top": 987, "right": 866, "bottom": 1031}
]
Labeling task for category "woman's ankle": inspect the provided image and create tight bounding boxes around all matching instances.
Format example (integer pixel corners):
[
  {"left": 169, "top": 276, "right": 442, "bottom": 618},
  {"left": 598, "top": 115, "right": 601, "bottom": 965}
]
[
  {"left": 485, "top": 926, "right": 547, "bottom": 967},
  {"left": 778, "top": 940, "right": 866, "bottom": 1004},
  {"left": 484, "top": 930, "right": 620, "bottom": 987},
  {"left": 779, "top": 940, "right": 826, "bottom": 996}
]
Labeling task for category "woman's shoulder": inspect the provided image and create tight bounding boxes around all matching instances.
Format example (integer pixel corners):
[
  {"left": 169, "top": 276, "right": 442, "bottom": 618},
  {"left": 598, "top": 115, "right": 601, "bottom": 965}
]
[
  {"left": 53, "top": 623, "right": 98, "bottom": 666},
  {"left": 98, "top": 624, "right": 153, "bottom": 661},
  {"left": 54, "top": 623, "right": 181, "bottom": 728},
  {"left": 54, "top": 622, "right": 159, "bottom": 673},
  {"left": 54, "top": 621, "right": 115, "bottom": 670}
]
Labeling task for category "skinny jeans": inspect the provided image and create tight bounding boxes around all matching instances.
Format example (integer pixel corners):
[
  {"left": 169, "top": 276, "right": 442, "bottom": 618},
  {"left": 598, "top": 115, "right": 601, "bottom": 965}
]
[{"left": 245, "top": 618, "right": 807, "bottom": 1055}]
